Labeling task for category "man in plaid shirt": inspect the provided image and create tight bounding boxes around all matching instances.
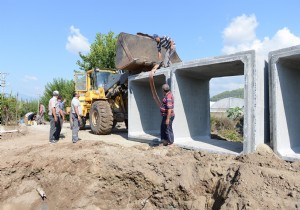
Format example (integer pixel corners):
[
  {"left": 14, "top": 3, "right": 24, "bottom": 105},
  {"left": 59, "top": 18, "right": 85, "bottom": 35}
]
[{"left": 160, "top": 84, "right": 175, "bottom": 146}]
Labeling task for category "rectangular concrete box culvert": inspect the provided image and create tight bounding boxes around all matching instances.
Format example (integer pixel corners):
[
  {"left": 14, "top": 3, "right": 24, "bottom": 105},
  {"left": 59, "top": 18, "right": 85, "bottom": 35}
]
[
  {"left": 171, "top": 50, "right": 256, "bottom": 155},
  {"left": 269, "top": 45, "right": 300, "bottom": 161},
  {"left": 128, "top": 69, "right": 170, "bottom": 142}
]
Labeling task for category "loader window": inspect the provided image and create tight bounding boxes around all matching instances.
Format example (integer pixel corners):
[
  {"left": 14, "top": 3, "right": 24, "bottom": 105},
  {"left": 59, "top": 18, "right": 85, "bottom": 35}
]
[
  {"left": 96, "top": 72, "right": 111, "bottom": 88},
  {"left": 75, "top": 73, "right": 87, "bottom": 91}
]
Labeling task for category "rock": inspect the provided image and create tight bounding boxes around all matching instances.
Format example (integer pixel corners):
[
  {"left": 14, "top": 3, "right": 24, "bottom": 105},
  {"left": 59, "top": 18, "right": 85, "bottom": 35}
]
[{"left": 256, "top": 144, "right": 273, "bottom": 155}]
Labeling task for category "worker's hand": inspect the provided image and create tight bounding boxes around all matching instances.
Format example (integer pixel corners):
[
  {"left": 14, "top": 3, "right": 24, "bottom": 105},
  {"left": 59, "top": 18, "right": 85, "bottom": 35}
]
[
  {"left": 78, "top": 116, "right": 81, "bottom": 121},
  {"left": 171, "top": 44, "right": 174, "bottom": 50},
  {"left": 166, "top": 118, "right": 170, "bottom": 125},
  {"left": 158, "top": 52, "right": 162, "bottom": 60},
  {"left": 54, "top": 117, "right": 58, "bottom": 122}
]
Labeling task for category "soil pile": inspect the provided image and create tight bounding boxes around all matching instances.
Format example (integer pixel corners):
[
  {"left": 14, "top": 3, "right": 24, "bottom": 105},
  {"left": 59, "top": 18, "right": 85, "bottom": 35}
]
[{"left": 0, "top": 131, "right": 300, "bottom": 210}]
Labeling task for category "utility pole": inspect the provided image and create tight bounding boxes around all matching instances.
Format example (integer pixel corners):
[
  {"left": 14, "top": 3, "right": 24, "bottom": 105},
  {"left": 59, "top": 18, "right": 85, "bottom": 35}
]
[{"left": 0, "top": 72, "right": 9, "bottom": 95}]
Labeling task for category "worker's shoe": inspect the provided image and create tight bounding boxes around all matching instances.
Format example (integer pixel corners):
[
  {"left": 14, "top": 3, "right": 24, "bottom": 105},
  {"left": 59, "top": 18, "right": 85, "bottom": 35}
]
[
  {"left": 163, "top": 140, "right": 169, "bottom": 146},
  {"left": 49, "top": 140, "right": 57, "bottom": 144}
]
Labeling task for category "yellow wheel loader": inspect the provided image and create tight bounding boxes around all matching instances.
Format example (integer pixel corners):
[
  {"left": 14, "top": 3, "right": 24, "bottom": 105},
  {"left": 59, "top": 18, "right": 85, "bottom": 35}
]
[
  {"left": 69, "top": 68, "right": 128, "bottom": 135},
  {"left": 67, "top": 32, "right": 181, "bottom": 135}
]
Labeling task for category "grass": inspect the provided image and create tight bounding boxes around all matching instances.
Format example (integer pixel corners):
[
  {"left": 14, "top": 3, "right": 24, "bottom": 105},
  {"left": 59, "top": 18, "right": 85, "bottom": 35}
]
[{"left": 210, "top": 115, "right": 243, "bottom": 142}]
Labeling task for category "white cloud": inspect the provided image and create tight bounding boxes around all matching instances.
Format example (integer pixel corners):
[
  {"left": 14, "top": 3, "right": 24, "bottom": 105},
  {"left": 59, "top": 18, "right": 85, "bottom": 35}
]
[
  {"left": 223, "top": 14, "right": 258, "bottom": 46},
  {"left": 23, "top": 75, "right": 38, "bottom": 81},
  {"left": 222, "top": 14, "right": 300, "bottom": 61},
  {"left": 212, "top": 14, "right": 300, "bottom": 98},
  {"left": 66, "top": 26, "right": 90, "bottom": 54}
]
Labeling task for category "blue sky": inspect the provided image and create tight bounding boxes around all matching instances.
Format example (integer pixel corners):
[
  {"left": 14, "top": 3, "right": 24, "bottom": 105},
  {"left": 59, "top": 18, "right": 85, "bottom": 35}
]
[{"left": 1, "top": 0, "right": 300, "bottom": 99}]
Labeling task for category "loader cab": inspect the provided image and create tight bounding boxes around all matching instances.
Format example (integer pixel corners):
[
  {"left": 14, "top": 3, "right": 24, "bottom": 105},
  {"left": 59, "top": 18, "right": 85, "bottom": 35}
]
[
  {"left": 91, "top": 71, "right": 111, "bottom": 89},
  {"left": 74, "top": 69, "right": 117, "bottom": 92},
  {"left": 89, "top": 68, "right": 117, "bottom": 91}
]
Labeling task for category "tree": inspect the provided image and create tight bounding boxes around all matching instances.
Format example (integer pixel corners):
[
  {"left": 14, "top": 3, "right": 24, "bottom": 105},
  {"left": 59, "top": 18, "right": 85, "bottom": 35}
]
[
  {"left": 40, "top": 78, "right": 75, "bottom": 119},
  {"left": 0, "top": 94, "right": 17, "bottom": 125},
  {"left": 18, "top": 99, "right": 39, "bottom": 117},
  {"left": 76, "top": 31, "right": 118, "bottom": 71},
  {"left": 210, "top": 88, "right": 244, "bottom": 102}
]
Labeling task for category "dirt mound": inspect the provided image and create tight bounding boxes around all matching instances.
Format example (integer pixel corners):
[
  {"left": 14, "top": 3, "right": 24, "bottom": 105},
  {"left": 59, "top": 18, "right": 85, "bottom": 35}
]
[
  {"left": 1, "top": 133, "right": 300, "bottom": 209},
  {"left": 0, "top": 125, "right": 27, "bottom": 141}
]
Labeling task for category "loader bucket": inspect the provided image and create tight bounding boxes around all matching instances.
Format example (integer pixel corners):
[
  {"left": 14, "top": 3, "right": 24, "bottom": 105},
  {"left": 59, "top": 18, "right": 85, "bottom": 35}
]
[{"left": 116, "top": 32, "right": 181, "bottom": 73}]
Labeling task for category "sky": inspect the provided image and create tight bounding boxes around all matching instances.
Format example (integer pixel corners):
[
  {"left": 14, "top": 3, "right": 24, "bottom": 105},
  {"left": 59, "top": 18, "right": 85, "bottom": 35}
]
[{"left": 1, "top": 0, "right": 300, "bottom": 99}]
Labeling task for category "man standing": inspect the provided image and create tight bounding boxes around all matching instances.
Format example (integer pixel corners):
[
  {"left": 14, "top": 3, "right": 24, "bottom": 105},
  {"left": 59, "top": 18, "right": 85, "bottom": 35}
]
[
  {"left": 153, "top": 34, "right": 176, "bottom": 68},
  {"left": 39, "top": 103, "right": 46, "bottom": 125},
  {"left": 58, "top": 96, "right": 66, "bottom": 113},
  {"left": 160, "top": 84, "right": 175, "bottom": 146},
  {"left": 56, "top": 95, "right": 65, "bottom": 140},
  {"left": 48, "top": 90, "right": 60, "bottom": 143},
  {"left": 71, "top": 92, "right": 82, "bottom": 143}
]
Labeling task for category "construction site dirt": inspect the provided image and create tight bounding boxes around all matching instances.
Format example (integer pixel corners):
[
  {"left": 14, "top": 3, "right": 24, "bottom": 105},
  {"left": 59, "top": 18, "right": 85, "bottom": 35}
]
[{"left": 1, "top": 124, "right": 300, "bottom": 210}]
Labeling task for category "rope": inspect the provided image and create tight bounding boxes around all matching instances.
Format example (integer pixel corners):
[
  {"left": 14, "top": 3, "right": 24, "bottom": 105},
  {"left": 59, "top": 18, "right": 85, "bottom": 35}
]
[{"left": 149, "top": 64, "right": 161, "bottom": 108}]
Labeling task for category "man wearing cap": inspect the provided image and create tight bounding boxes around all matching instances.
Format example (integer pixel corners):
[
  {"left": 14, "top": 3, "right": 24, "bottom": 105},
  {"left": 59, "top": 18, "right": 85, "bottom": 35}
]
[
  {"left": 153, "top": 34, "right": 176, "bottom": 68},
  {"left": 48, "top": 90, "right": 60, "bottom": 143},
  {"left": 160, "top": 84, "right": 175, "bottom": 146}
]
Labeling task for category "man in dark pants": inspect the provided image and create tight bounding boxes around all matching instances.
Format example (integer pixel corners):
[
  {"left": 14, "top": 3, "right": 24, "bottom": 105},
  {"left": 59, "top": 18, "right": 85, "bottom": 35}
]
[
  {"left": 71, "top": 92, "right": 82, "bottom": 143},
  {"left": 160, "top": 84, "right": 175, "bottom": 146},
  {"left": 48, "top": 90, "right": 60, "bottom": 143}
]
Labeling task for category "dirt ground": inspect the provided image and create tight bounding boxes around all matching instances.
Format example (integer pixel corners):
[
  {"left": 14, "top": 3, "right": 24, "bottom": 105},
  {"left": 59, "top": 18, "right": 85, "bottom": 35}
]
[{"left": 0, "top": 123, "right": 300, "bottom": 210}]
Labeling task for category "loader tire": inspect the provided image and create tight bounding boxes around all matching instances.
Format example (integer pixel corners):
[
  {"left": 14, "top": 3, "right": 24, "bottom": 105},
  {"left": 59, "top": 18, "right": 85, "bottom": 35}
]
[{"left": 90, "top": 100, "right": 113, "bottom": 135}]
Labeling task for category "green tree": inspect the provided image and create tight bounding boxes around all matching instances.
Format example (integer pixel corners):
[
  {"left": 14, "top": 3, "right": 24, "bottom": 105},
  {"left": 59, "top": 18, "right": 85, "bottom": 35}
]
[
  {"left": 18, "top": 99, "right": 39, "bottom": 117},
  {"left": 210, "top": 88, "right": 244, "bottom": 102},
  {"left": 40, "top": 78, "right": 75, "bottom": 118},
  {"left": 0, "top": 94, "right": 17, "bottom": 125},
  {"left": 76, "top": 31, "right": 118, "bottom": 71}
]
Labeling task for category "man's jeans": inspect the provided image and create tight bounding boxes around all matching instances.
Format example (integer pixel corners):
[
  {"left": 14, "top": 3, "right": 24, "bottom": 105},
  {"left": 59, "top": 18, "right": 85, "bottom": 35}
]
[
  {"left": 163, "top": 47, "right": 176, "bottom": 67},
  {"left": 72, "top": 114, "right": 80, "bottom": 142},
  {"left": 160, "top": 116, "right": 175, "bottom": 144},
  {"left": 49, "top": 115, "right": 61, "bottom": 141}
]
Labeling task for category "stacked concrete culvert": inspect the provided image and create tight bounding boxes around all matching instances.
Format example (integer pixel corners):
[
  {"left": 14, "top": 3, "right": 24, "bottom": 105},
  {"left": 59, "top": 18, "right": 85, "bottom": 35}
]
[
  {"left": 269, "top": 45, "right": 300, "bottom": 161},
  {"left": 128, "top": 50, "right": 259, "bottom": 155}
]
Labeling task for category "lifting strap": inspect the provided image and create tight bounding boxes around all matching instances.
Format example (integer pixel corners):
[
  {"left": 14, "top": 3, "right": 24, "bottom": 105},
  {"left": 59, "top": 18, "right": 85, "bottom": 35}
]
[{"left": 149, "top": 64, "right": 162, "bottom": 108}]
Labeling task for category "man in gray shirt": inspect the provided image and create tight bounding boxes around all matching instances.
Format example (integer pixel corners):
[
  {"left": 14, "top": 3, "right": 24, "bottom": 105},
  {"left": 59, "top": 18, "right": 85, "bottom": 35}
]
[
  {"left": 39, "top": 103, "right": 46, "bottom": 125},
  {"left": 48, "top": 90, "right": 60, "bottom": 143},
  {"left": 71, "top": 92, "right": 82, "bottom": 143}
]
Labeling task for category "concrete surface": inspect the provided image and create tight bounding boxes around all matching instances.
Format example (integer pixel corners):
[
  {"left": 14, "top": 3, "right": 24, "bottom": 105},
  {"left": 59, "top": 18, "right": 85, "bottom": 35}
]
[
  {"left": 269, "top": 45, "right": 300, "bottom": 161},
  {"left": 171, "top": 51, "right": 256, "bottom": 155},
  {"left": 128, "top": 51, "right": 257, "bottom": 155},
  {"left": 128, "top": 69, "right": 170, "bottom": 141}
]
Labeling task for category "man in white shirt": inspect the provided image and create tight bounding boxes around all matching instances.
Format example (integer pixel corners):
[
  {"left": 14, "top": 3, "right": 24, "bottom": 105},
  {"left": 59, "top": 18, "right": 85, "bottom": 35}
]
[
  {"left": 71, "top": 92, "right": 82, "bottom": 143},
  {"left": 48, "top": 90, "right": 60, "bottom": 143}
]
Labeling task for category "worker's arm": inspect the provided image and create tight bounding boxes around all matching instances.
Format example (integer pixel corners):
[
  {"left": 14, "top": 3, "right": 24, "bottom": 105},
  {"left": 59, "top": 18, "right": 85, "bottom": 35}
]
[
  {"left": 166, "top": 109, "right": 172, "bottom": 125},
  {"left": 59, "top": 109, "right": 65, "bottom": 121},
  {"left": 170, "top": 39, "right": 175, "bottom": 50},
  {"left": 158, "top": 51, "right": 162, "bottom": 60},
  {"left": 75, "top": 106, "right": 81, "bottom": 121},
  {"left": 52, "top": 107, "right": 57, "bottom": 122}
]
